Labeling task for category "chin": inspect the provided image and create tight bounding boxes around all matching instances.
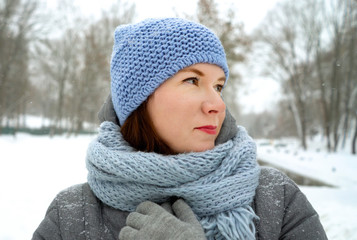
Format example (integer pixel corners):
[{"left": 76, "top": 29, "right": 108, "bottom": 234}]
[
  {"left": 172, "top": 140, "right": 215, "bottom": 153},
  {"left": 191, "top": 143, "right": 215, "bottom": 152}
]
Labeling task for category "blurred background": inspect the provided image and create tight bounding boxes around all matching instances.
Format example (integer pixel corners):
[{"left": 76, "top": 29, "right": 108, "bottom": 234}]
[
  {"left": 1, "top": 0, "right": 356, "bottom": 153},
  {"left": 1, "top": 0, "right": 357, "bottom": 239}
]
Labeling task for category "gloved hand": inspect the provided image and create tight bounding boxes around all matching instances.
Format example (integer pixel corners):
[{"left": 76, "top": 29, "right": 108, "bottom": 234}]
[{"left": 118, "top": 199, "right": 207, "bottom": 240}]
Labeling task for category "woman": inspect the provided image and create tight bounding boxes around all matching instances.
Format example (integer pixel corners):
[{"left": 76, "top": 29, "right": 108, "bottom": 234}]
[{"left": 32, "top": 18, "right": 327, "bottom": 240}]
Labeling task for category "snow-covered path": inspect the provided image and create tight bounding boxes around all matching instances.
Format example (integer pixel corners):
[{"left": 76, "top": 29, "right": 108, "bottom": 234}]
[
  {"left": 256, "top": 138, "right": 357, "bottom": 188},
  {"left": 0, "top": 134, "right": 91, "bottom": 240},
  {"left": 0, "top": 134, "right": 356, "bottom": 240},
  {"left": 257, "top": 138, "right": 357, "bottom": 240},
  {"left": 300, "top": 186, "right": 357, "bottom": 240}
]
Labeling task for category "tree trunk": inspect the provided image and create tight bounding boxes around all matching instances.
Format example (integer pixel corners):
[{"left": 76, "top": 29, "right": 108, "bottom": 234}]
[
  {"left": 352, "top": 117, "right": 357, "bottom": 154},
  {"left": 316, "top": 45, "right": 332, "bottom": 151},
  {"left": 330, "top": 28, "right": 342, "bottom": 152},
  {"left": 289, "top": 97, "right": 307, "bottom": 150},
  {"left": 341, "top": 14, "right": 356, "bottom": 149},
  {"left": 300, "top": 100, "right": 307, "bottom": 150}
]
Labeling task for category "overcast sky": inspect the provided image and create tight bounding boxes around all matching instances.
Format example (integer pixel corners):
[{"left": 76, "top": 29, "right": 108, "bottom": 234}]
[
  {"left": 45, "top": 0, "right": 281, "bottom": 113},
  {"left": 58, "top": 0, "right": 279, "bottom": 32}
]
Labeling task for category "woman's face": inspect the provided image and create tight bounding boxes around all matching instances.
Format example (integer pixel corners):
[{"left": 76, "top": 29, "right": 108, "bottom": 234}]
[{"left": 147, "top": 63, "right": 226, "bottom": 153}]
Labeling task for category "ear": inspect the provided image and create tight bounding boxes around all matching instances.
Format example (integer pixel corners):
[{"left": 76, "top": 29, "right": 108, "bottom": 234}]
[{"left": 98, "top": 93, "right": 120, "bottom": 126}]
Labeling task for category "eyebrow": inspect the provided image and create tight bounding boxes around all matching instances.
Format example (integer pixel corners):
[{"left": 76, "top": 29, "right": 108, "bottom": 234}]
[{"left": 181, "top": 67, "right": 226, "bottom": 82}]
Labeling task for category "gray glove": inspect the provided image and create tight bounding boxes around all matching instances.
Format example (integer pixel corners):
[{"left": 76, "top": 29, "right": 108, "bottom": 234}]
[{"left": 119, "top": 199, "right": 207, "bottom": 240}]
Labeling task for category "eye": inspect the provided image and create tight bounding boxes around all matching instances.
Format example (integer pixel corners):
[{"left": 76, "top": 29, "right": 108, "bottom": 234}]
[
  {"left": 183, "top": 77, "right": 199, "bottom": 85},
  {"left": 214, "top": 84, "right": 224, "bottom": 93}
]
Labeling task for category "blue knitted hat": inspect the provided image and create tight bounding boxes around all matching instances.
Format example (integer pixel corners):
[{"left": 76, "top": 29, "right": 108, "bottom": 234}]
[{"left": 110, "top": 18, "right": 229, "bottom": 125}]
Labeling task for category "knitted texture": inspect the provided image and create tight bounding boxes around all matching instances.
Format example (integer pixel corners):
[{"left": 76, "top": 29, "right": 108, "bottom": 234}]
[
  {"left": 110, "top": 18, "right": 229, "bottom": 125},
  {"left": 86, "top": 121, "right": 260, "bottom": 239}
]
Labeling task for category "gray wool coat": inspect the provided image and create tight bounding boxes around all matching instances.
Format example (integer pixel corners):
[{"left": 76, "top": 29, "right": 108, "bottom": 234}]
[
  {"left": 32, "top": 167, "right": 327, "bottom": 240},
  {"left": 32, "top": 95, "right": 327, "bottom": 240}
]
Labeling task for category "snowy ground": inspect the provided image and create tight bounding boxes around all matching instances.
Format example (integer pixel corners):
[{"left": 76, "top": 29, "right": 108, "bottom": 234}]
[
  {"left": 0, "top": 133, "right": 93, "bottom": 240},
  {"left": 256, "top": 138, "right": 357, "bottom": 240},
  {"left": 0, "top": 132, "right": 356, "bottom": 240}
]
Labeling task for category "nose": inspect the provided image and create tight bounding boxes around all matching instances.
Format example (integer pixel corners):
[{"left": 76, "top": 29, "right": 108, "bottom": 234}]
[{"left": 201, "top": 89, "right": 226, "bottom": 114}]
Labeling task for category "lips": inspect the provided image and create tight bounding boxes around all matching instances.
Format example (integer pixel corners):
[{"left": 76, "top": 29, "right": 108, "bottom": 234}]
[{"left": 195, "top": 125, "right": 217, "bottom": 135}]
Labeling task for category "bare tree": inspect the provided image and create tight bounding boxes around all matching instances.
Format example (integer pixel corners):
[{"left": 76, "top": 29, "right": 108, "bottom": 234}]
[
  {"left": 313, "top": 0, "right": 356, "bottom": 152},
  {"left": 255, "top": 0, "right": 322, "bottom": 149},
  {"left": 348, "top": 0, "right": 357, "bottom": 154},
  {"left": 255, "top": 0, "right": 357, "bottom": 153},
  {"left": 34, "top": 28, "right": 81, "bottom": 135},
  {"left": 195, "top": 0, "right": 251, "bottom": 119},
  {"left": 340, "top": 0, "right": 357, "bottom": 151},
  {"left": 32, "top": 0, "right": 135, "bottom": 135},
  {"left": 68, "top": 2, "right": 135, "bottom": 134},
  {"left": 0, "top": 0, "right": 43, "bottom": 133},
  {"left": 323, "top": 0, "right": 349, "bottom": 151}
]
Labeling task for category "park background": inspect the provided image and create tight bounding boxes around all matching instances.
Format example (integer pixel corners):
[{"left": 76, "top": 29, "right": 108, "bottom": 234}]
[{"left": 1, "top": 0, "right": 356, "bottom": 239}]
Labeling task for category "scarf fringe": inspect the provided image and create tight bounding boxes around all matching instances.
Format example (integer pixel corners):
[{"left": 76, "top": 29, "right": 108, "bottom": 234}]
[{"left": 200, "top": 206, "right": 258, "bottom": 240}]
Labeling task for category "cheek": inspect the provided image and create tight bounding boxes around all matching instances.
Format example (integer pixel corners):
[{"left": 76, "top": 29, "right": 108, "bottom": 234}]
[
  {"left": 149, "top": 92, "right": 195, "bottom": 136},
  {"left": 148, "top": 92, "right": 182, "bottom": 127},
  {"left": 154, "top": 90, "right": 194, "bottom": 115},
  {"left": 154, "top": 94, "right": 178, "bottom": 117}
]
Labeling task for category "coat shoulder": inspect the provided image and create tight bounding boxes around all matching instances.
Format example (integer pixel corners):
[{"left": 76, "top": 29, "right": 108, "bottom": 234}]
[
  {"left": 254, "top": 167, "right": 327, "bottom": 240},
  {"left": 254, "top": 167, "right": 290, "bottom": 239},
  {"left": 258, "top": 166, "right": 298, "bottom": 189},
  {"left": 55, "top": 182, "right": 97, "bottom": 206},
  {"left": 32, "top": 183, "right": 103, "bottom": 240}
]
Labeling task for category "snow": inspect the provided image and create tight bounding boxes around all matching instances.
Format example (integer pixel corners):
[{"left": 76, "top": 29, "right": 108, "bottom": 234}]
[
  {"left": 1, "top": 115, "right": 97, "bottom": 131},
  {"left": 256, "top": 138, "right": 357, "bottom": 188},
  {"left": 257, "top": 138, "right": 357, "bottom": 240},
  {"left": 299, "top": 186, "right": 357, "bottom": 240},
  {"left": 0, "top": 132, "right": 356, "bottom": 239},
  {"left": 0, "top": 133, "right": 92, "bottom": 240}
]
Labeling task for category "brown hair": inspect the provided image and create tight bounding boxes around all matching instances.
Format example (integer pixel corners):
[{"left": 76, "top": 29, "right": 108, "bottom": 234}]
[{"left": 120, "top": 101, "right": 175, "bottom": 155}]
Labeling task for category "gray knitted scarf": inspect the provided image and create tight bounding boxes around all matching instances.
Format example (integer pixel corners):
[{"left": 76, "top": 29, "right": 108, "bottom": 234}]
[{"left": 86, "top": 121, "right": 260, "bottom": 239}]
